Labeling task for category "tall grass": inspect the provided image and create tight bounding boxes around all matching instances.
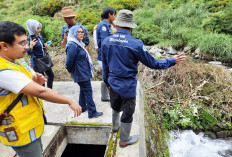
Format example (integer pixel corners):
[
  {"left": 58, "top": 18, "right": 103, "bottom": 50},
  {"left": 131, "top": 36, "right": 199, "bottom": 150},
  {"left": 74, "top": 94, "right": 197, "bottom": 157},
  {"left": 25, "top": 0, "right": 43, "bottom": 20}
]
[
  {"left": 199, "top": 33, "right": 232, "bottom": 62},
  {"left": 134, "top": 2, "right": 232, "bottom": 61}
]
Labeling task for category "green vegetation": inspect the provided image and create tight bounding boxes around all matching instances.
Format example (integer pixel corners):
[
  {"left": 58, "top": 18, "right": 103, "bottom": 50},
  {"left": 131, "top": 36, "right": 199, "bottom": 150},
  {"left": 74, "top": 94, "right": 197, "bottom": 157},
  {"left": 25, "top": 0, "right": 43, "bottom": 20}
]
[
  {"left": 0, "top": 0, "right": 65, "bottom": 46},
  {"left": 1, "top": 0, "right": 231, "bottom": 61},
  {"left": 145, "top": 100, "right": 170, "bottom": 157},
  {"left": 141, "top": 58, "right": 232, "bottom": 156},
  {"left": 141, "top": 58, "right": 232, "bottom": 131},
  {"left": 106, "top": 131, "right": 119, "bottom": 157},
  {"left": 33, "top": 0, "right": 63, "bottom": 17},
  {"left": 134, "top": 0, "right": 232, "bottom": 61},
  {"left": 1, "top": 0, "right": 232, "bottom": 156}
]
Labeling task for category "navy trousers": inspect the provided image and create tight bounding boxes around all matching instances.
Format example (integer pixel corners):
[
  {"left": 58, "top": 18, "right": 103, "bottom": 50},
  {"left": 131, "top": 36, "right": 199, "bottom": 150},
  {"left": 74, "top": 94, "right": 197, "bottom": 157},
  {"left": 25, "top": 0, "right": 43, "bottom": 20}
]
[
  {"left": 77, "top": 80, "right": 97, "bottom": 116},
  {"left": 33, "top": 67, "right": 54, "bottom": 89}
]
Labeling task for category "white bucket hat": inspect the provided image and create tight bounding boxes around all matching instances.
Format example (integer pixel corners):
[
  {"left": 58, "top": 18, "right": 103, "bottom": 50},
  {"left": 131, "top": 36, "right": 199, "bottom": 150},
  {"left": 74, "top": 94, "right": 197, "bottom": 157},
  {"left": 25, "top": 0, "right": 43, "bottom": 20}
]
[{"left": 114, "top": 9, "right": 137, "bottom": 29}]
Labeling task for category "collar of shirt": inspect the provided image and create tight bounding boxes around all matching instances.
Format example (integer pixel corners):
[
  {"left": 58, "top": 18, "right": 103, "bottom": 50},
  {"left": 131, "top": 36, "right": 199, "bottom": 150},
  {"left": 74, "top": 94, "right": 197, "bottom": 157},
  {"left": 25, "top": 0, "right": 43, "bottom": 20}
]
[
  {"left": 116, "top": 29, "right": 130, "bottom": 35},
  {"left": 102, "top": 19, "right": 111, "bottom": 28}
]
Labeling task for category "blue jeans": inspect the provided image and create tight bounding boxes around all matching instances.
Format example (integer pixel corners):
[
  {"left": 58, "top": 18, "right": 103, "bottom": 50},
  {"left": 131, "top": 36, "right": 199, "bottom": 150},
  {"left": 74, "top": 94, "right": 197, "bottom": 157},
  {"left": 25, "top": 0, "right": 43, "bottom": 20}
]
[
  {"left": 33, "top": 67, "right": 54, "bottom": 89},
  {"left": 77, "top": 80, "right": 97, "bottom": 116}
]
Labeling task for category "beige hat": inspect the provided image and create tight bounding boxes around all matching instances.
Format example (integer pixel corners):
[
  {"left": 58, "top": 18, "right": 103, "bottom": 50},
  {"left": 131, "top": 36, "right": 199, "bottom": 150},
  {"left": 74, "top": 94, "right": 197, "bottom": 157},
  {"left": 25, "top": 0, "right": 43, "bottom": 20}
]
[
  {"left": 114, "top": 9, "right": 137, "bottom": 29},
  {"left": 61, "top": 7, "right": 76, "bottom": 18}
]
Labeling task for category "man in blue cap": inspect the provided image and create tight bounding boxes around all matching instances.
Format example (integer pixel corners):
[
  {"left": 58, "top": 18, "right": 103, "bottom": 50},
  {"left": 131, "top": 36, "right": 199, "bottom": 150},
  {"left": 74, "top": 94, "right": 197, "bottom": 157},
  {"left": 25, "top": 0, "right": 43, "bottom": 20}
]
[{"left": 101, "top": 9, "right": 186, "bottom": 148}]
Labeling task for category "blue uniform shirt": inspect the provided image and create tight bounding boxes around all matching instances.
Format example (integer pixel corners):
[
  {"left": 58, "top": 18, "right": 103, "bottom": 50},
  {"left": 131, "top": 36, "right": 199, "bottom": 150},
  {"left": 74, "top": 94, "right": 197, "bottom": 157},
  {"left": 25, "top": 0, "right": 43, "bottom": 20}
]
[
  {"left": 65, "top": 42, "right": 92, "bottom": 83},
  {"left": 61, "top": 22, "right": 90, "bottom": 46},
  {"left": 96, "top": 19, "right": 113, "bottom": 61},
  {"left": 101, "top": 29, "right": 176, "bottom": 98}
]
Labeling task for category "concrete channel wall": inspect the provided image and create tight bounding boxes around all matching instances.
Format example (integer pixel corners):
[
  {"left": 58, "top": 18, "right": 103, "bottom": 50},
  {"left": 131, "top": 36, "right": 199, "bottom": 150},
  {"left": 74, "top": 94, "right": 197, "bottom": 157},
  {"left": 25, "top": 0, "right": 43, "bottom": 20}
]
[{"left": 0, "top": 81, "right": 146, "bottom": 157}]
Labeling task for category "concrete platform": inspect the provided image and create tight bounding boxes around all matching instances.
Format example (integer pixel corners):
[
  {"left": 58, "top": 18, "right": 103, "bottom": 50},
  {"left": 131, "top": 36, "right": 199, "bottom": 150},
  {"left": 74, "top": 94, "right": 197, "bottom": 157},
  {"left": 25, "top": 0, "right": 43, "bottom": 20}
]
[
  {"left": 0, "top": 125, "right": 61, "bottom": 157},
  {"left": 44, "top": 81, "right": 112, "bottom": 125},
  {"left": 0, "top": 81, "right": 146, "bottom": 157}
]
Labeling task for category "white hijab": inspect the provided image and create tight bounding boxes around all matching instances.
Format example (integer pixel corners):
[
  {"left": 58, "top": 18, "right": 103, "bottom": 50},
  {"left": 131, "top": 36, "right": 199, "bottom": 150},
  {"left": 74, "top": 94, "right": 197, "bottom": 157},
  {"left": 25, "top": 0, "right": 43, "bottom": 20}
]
[
  {"left": 26, "top": 19, "right": 42, "bottom": 36},
  {"left": 67, "top": 25, "right": 94, "bottom": 77}
]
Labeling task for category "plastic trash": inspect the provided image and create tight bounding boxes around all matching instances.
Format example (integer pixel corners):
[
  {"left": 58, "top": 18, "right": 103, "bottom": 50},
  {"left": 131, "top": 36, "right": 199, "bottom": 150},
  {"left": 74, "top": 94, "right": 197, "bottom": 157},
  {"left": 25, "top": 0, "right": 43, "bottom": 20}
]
[{"left": 46, "top": 40, "right": 53, "bottom": 46}]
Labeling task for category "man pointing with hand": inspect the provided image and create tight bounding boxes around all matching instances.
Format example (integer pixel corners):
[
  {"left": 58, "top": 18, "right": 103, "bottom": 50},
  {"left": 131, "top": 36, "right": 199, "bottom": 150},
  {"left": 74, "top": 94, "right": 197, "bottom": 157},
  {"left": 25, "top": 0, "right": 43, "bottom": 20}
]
[
  {"left": 101, "top": 9, "right": 186, "bottom": 148},
  {"left": 0, "top": 21, "right": 81, "bottom": 157}
]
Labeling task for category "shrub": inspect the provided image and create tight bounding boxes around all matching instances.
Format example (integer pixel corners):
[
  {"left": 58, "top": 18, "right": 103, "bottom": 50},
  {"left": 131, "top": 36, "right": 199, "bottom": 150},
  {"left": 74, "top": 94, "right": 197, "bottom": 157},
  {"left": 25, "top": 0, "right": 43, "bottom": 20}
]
[
  {"left": 198, "top": 33, "right": 232, "bottom": 62},
  {"left": 7, "top": 0, "right": 35, "bottom": 16},
  {"left": 140, "top": 0, "right": 167, "bottom": 8},
  {"left": 134, "top": 20, "right": 160, "bottom": 45},
  {"left": 205, "top": 0, "right": 231, "bottom": 12},
  {"left": 134, "top": 9, "right": 160, "bottom": 45},
  {"left": 0, "top": 4, "right": 7, "bottom": 21},
  {"left": 36, "top": 0, "right": 63, "bottom": 17},
  {"left": 107, "top": 0, "right": 140, "bottom": 11},
  {"left": 143, "top": 59, "right": 232, "bottom": 131},
  {"left": 134, "top": 3, "right": 208, "bottom": 47},
  {"left": 202, "top": 8, "right": 232, "bottom": 35},
  {"left": 169, "top": 0, "right": 189, "bottom": 9},
  {"left": 77, "top": 0, "right": 105, "bottom": 10},
  {"left": 0, "top": 0, "right": 6, "bottom": 9},
  {"left": 75, "top": 9, "right": 102, "bottom": 34}
]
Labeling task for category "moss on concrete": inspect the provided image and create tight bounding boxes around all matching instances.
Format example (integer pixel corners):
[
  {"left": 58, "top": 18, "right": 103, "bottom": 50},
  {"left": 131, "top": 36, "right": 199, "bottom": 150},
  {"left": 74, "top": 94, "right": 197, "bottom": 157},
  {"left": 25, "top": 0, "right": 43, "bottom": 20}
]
[
  {"left": 106, "top": 131, "right": 119, "bottom": 157},
  {"left": 65, "top": 121, "right": 112, "bottom": 126}
]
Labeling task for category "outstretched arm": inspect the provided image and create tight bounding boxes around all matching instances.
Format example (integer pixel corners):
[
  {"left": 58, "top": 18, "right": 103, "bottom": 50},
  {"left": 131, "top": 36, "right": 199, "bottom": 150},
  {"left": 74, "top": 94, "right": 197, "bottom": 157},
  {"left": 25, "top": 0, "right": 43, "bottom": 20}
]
[
  {"left": 137, "top": 43, "right": 186, "bottom": 69},
  {"left": 20, "top": 81, "right": 82, "bottom": 118}
]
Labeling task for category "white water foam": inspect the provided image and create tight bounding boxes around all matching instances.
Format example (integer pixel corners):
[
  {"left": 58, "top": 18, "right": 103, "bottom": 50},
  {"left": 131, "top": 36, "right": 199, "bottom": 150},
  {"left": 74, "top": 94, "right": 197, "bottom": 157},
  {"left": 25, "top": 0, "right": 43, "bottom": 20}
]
[{"left": 169, "top": 130, "right": 232, "bottom": 157}]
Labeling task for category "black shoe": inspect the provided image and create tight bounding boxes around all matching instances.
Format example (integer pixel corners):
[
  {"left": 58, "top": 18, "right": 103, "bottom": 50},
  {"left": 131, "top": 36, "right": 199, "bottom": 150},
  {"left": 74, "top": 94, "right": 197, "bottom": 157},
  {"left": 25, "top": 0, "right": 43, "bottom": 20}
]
[
  {"left": 88, "top": 112, "right": 103, "bottom": 118},
  {"left": 82, "top": 108, "right": 87, "bottom": 113},
  {"left": 101, "top": 97, "right": 110, "bottom": 102}
]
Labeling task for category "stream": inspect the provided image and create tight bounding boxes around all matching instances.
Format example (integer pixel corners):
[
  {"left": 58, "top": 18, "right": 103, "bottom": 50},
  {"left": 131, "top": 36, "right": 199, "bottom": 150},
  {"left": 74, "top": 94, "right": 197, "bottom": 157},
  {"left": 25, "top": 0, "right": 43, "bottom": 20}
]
[{"left": 169, "top": 130, "right": 232, "bottom": 157}]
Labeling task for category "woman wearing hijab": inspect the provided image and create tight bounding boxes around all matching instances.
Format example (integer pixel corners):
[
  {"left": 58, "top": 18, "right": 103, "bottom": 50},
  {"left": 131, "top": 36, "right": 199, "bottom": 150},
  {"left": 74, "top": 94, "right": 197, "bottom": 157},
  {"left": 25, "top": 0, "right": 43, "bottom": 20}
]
[
  {"left": 65, "top": 25, "right": 103, "bottom": 118},
  {"left": 26, "top": 19, "right": 54, "bottom": 89}
]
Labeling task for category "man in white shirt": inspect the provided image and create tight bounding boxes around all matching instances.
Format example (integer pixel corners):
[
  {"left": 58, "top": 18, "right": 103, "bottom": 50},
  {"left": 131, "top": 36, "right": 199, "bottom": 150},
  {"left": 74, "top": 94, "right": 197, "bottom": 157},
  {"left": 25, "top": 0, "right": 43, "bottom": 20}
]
[{"left": 0, "top": 21, "right": 81, "bottom": 157}]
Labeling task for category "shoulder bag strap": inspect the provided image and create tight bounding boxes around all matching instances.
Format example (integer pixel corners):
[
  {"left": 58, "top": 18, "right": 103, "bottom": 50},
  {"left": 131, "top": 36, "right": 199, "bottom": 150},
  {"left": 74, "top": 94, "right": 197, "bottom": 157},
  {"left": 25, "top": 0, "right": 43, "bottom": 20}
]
[{"left": 4, "top": 94, "right": 24, "bottom": 114}]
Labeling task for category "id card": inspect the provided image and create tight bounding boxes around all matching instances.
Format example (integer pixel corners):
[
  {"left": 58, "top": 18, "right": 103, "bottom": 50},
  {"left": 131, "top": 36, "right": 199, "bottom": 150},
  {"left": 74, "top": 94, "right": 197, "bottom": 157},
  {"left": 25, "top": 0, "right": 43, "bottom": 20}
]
[{"left": 4, "top": 127, "right": 18, "bottom": 142}]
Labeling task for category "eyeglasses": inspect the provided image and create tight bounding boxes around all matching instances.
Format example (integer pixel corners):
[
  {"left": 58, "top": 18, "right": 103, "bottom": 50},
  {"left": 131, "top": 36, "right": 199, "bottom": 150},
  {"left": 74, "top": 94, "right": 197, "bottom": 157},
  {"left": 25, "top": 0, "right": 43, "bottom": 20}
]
[
  {"left": 13, "top": 41, "right": 28, "bottom": 47},
  {"left": 77, "top": 31, "right": 85, "bottom": 35}
]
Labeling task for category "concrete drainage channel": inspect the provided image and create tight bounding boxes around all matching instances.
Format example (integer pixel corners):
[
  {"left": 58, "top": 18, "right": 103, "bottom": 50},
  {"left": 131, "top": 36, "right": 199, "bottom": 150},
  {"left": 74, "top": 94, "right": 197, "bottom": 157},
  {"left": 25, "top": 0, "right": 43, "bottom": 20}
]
[
  {"left": 43, "top": 124, "right": 115, "bottom": 157},
  {"left": 0, "top": 82, "right": 145, "bottom": 157}
]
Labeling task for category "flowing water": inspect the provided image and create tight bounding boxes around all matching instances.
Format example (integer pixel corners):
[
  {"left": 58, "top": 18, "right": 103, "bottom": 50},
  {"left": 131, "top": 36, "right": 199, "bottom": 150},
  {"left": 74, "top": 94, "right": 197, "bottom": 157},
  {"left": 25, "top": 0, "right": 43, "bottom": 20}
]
[{"left": 169, "top": 130, "right": 232, "bottom": 157}]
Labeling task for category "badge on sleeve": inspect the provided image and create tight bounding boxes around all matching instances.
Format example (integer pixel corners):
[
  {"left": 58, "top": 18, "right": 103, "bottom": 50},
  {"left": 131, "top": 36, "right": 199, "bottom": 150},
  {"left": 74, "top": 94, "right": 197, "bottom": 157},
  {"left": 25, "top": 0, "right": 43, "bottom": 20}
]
[
  {"left": 102, "top": 26, "right": 107, "bottom": 31},
  {"left": 143, "top": 45, "right": 147, "bottom": 51}
]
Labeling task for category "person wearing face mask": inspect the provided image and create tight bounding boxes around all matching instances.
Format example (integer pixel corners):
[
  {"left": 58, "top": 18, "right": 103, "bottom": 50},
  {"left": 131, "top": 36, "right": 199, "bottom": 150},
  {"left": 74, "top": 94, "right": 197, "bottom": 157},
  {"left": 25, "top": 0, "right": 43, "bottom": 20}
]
[
  {"left": 26, "top": 19, "right": 54, "bottom": 89},
  {"left": 65, "top": 25, "right": 103, "bottom": 119}
]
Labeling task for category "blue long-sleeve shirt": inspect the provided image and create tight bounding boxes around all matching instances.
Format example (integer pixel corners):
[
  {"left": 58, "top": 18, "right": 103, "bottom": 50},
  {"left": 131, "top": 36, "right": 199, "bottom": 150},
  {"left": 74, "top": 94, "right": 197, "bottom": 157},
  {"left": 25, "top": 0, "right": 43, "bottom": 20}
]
[
  {"left": 61, "top": 21, "right": 89, "bottom": 46},
  {"left": 101, "top": 29, "right": 176, "bottom": 98},
  {"left": 27, "top": 35, "right": 45, "bottom": 68},
  {"left": 96, "top": 19, "right": 113, "bottom": 61},
  {"left": 65, "top": 42, "right": 92, "bottom": 83}
]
